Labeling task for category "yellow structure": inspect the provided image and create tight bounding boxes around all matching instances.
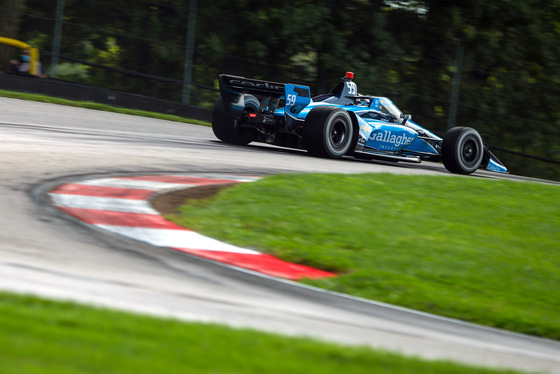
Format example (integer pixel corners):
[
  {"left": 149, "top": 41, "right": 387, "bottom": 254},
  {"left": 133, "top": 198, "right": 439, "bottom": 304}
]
[{"left": 0, "top": 36, "right": 41, "bottom": 76}]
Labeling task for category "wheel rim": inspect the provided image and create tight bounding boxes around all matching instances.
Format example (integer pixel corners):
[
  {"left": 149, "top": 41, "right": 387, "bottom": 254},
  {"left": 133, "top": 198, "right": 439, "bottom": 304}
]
[
  {"left": 459, "top": 134, "right": 482, "bottom": 170},
  {"left": 462, "top": 139, "right": 477, "bottom": 162},
  {"left": 330, "top": 120, "right": 347, "bottom": 149}
]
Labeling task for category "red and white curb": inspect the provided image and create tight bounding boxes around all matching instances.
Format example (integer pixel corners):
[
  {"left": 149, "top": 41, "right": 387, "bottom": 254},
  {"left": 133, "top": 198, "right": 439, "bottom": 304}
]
[{"left": 48, "top": 174, "right": 335, "bottom": 280}]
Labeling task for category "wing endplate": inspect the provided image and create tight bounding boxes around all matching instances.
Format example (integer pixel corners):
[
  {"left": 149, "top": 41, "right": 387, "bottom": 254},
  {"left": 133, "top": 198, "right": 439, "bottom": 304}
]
[{"left": 284, "top": 84, "right": 311, "bottom": 129}]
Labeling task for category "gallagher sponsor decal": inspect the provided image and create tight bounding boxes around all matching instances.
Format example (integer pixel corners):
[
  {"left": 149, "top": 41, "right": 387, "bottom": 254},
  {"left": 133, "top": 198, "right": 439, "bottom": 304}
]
[{"left": 369, "top": 130, "right": 415, "bottom": 148}]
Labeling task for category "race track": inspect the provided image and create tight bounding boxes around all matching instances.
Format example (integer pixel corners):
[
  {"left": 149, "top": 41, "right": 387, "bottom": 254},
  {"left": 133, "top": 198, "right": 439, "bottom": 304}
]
[{"left": 1, "top": 97, "right": 559, "bottom": 373}]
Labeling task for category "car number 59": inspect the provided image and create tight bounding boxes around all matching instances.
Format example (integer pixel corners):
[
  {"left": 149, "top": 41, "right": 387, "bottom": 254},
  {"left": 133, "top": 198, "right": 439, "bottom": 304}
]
[{"left": 287, "top": 94, "right": 296, "bottom": 106}]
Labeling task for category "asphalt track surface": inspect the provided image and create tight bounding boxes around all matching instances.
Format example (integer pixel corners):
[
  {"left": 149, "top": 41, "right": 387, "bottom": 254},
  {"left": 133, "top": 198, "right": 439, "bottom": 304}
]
[{"left": 1, "top": 97, "right": 559, "bottom": 373}]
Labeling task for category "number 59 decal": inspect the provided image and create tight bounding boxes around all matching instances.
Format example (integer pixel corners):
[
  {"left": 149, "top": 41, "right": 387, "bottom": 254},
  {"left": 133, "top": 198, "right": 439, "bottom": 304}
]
[
  {"left": 346, "top": 82, "right": 357, "bottom": 95},
  {"left": 286, "top": 94, "right": 297, "bottom": 106}
]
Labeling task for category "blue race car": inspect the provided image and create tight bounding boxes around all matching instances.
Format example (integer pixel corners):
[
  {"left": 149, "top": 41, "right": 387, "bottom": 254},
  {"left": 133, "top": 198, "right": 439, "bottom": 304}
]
[{"left": 212, "top": 72, "right": 507, "bottom": 175}]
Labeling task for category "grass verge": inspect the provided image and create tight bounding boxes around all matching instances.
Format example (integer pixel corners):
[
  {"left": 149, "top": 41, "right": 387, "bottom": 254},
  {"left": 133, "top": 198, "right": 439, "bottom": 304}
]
[
  {"left": 169, "top": 173, "right": 560, "bottom": 340},
  {"left": 0, "top": 291, "right": 529, "bottom": 374},
  {"left": 0, "top": 89, "right": 210, "bottom": 126}
]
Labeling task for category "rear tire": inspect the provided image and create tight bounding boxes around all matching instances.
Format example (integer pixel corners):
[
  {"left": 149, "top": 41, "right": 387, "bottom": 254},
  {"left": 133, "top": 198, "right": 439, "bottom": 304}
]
[
  {"left": 303, "top": 106, "right": 355, "bottom": 158},
  {"left": 442, "top": 127, "right": 484, "bottom": 174},
  {"left": 211, "top": 96, "right": 255, "bottom": 145}
]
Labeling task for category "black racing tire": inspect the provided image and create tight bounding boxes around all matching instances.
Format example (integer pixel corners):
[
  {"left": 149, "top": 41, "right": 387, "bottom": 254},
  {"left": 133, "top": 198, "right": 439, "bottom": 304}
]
[
  {"left": 442, "top": 126, "right": 484, "bottom": 174},
  {"left": 211, "top": 96, "right": 256, "bottom": 145},
  {"left": 303, "top": 106, "right": 355, "bottom": 158}
]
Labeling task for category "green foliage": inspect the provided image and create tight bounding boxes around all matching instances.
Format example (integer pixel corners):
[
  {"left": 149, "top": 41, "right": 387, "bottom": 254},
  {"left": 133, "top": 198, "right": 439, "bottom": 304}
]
[
  {"left": 55, "top": 62, "right": 89, "bottom": 80},
  {"left": 170, "top": 173, "right": 560, "bottom": 340}
]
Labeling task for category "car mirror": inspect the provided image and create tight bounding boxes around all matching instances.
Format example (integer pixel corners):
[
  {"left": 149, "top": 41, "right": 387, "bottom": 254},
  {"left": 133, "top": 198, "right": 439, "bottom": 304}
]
[{"left": 400, "top": 113, "right": 411, "bottom": 125}]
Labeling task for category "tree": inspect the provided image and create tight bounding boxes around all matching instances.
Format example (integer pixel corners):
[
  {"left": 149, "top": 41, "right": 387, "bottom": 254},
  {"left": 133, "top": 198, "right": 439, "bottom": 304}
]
[
  {"left": 411, "top": 0, "right": 560, "bottom": 178},
  {"left": 0, "top": 0, "right": 26, "bottom": 67}
]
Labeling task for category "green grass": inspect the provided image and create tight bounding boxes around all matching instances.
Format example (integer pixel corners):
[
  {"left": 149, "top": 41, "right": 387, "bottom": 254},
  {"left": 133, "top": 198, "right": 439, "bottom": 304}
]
[
  {"left": 0, "top": 89, "right": 210, "bottom": 126},
  {"left": 0, "top": 292, "right": 529, "bottom": 374},
  {"left": 170, "top": 173, "right": 560, "bottom": 340}
]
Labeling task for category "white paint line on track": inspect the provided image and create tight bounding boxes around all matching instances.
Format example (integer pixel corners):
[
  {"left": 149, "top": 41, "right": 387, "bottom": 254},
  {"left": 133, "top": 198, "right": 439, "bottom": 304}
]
[
  {"left": 49, "top": 194, "right": 158, "bottom": 214},
  {"left": 164, "top": 174, "right": 263, "bottom": 182},
  {"left": 75, "top": 178, "right": 197, "bottom": 190},
  {"left": 94, "top": 225, "right": 261, "bottom": 254}
]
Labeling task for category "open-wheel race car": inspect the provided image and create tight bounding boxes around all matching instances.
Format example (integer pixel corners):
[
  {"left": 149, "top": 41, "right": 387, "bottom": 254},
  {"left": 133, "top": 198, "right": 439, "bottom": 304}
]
[{"left": 212, "top": 72, "right": 507, "bottom": 175}]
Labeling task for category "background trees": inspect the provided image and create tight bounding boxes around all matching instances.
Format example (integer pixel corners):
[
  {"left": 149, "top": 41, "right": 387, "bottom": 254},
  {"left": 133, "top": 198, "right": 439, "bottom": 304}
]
[
  {"left": 6, "top": 0, "right": 560, "bottom": 179},
  {"left": 0, "top": 0, "right": 25, "bottom": 64}
]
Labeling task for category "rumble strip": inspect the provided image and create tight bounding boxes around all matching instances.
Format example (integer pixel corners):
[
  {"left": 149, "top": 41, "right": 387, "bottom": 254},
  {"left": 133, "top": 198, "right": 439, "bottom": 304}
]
[{"left": 48, "top": 174, "right": 335, "bottom": 280}]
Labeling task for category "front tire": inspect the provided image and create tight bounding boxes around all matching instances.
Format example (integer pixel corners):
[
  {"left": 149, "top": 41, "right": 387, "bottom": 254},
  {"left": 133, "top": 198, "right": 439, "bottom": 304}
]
[
  {"left": 303, "top": 106, "right": 355, "bottom": 158},
  {"left": 442, "top": 127, "right": 484, "bottom": 174}
]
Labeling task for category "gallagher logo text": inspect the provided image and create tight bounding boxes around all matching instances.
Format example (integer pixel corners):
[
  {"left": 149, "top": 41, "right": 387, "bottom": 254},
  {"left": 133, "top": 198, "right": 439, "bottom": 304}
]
[{"left": 370, "top": 130, "right": 415, "bottom": 147}]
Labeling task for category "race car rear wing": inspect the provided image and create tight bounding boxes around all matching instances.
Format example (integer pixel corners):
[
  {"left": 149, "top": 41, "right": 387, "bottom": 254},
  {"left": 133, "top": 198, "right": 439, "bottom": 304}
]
[
  {"left": 218, "top": 74, "right": 311, "bottom": 127},
  {"left": 219, "top": 74, "right": 286, "bottom": 94}
]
